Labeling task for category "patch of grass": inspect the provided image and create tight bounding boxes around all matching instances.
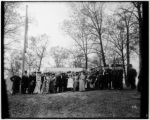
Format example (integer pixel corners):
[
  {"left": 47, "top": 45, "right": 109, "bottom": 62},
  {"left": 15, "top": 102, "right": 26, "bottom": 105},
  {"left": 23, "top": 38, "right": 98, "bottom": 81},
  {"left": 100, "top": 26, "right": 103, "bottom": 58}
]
[{"left": 8, "top": 90, "right": 140, "bottom": 118}]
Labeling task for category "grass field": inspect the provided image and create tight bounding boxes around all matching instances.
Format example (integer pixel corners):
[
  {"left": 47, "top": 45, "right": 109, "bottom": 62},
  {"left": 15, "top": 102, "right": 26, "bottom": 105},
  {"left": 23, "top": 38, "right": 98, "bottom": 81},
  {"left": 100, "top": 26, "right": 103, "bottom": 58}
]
[{"left": 8, "top": 90, "right": 140, "bottom": 118}]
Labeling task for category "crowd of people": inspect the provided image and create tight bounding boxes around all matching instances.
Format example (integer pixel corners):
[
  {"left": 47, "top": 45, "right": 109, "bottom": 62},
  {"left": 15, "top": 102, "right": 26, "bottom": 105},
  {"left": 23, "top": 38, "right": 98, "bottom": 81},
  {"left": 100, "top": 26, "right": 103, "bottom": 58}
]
[{"left": 10, "top": 64, "right": 137, "bottom": 95}]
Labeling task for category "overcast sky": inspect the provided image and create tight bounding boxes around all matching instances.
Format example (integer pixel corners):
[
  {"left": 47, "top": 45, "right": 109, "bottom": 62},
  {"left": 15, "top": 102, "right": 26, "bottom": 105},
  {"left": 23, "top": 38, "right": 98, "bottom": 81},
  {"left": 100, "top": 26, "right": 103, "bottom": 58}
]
[
  {"left": 19, "top": 2, "right": 121, "bottom": 48},
  {"left": 19, "top": 2, "right": 73, "bottom": 48}
]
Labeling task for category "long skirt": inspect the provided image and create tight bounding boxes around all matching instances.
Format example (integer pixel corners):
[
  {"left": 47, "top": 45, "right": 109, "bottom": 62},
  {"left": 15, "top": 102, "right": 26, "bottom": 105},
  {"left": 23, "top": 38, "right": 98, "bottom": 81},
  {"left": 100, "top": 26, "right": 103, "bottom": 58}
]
[
  {"left": 34, "top": 81, "right": 41, "bottom": 94},
  {"left": 41, "top": 81, "right": 50, "bottom": 94},
  {"left": 67, "top": 78, "right": 73, "bottom": 88},
  {"left": 49, "top": 81, "right": 55, "bottom": 93},
  {"left": 73, "top": 81, "right": 79, "bottom": 91},
  {"left": 79, "top": 79, "right": 85, "bottom": 91}
]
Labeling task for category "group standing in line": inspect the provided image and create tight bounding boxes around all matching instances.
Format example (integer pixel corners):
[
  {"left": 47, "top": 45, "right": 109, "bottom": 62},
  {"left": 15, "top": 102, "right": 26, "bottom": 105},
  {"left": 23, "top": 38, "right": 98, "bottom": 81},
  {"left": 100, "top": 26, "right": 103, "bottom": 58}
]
[{"left": 10, "top": 64, "right": 137, "bottom": 95}]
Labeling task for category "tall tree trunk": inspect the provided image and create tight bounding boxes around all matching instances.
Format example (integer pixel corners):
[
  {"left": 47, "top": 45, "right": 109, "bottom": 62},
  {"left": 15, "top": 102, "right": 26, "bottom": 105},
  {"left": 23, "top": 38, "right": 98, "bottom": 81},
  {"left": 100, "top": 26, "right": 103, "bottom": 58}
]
[
  {"left": 137, "top": 2, "right": 143, "bottom": 92},
  {"left": 121, "top": 50, "right": 127, "bottom": 86},
  {"left": 98, "top": 53, "right": 102, "bottom": 68},
  {"left": 126, "top": 26, "right": 130, "bottom": 87},
  {"left": 85, "top": 54, "right": 88, "bottom": 70},
  {"left": 120, "top": 29, "right": 127, "bottom": 87},
  {"left": 85, "top": 37, "right": 88, "bottom": 70},
  {"left": 99, "top": 32, "right": 106, "bottom": 67},
  {"left": 137, "top": 2, "right": 148, "bottom": 118},
  {"left": 38, "top": 57, "right": 42, "bottom": 72}
]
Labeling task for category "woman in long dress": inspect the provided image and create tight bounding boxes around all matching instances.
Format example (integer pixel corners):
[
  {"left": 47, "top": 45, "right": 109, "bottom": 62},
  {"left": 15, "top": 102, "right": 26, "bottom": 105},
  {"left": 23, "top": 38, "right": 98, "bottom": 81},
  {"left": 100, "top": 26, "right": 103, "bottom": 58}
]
[
  {"left": 79, "top": 71, "right": 86, "bottom": 92},
  {"left": 34, "top": 72, "right": 42, "bottom": 94},
  {"left": 73, "top": 73, "right": 79, "bottom": 91},
  {"left": 41, "top": 74, "right": 51, "bottom": 94},
  {"left": 86, "top": 74, "right": 91, "bottom": 90},
  {"left": 49, "top": 74, "right": 56, "bottom": 93},
  {"left": 67, "top": 74, "right": 74, "bottom": 91}
]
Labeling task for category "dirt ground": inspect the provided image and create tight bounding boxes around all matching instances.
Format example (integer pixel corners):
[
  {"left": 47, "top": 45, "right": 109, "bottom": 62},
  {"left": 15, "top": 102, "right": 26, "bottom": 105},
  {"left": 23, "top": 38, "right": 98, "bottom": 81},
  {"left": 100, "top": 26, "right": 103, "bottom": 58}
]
[{"left": 7, "top": 90, "right": 140, "bottom": 118}]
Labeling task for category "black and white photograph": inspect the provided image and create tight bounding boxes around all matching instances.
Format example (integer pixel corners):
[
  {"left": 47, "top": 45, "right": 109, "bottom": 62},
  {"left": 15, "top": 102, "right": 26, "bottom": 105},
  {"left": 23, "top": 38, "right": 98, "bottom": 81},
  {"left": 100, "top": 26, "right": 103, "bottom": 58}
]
[{"left": 1, "top": 1, "right": 149, "bottom": 119}]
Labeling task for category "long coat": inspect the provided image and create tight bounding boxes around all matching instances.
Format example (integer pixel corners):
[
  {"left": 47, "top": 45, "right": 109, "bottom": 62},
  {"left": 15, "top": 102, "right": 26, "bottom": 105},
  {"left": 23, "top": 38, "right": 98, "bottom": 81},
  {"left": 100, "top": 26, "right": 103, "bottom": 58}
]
[
  {"left": 10, "top": 75, "right": 21, "bottom": 94},
  {"left": 127, "top": 68, "right": 137, "bottom": 89},
  {"left": 21, "top": 75, "right": 29, "bottom": 94},
  {"left": 49, "top": 77, "right": 56, "bottom": 93},
  {"left": 79, "top": 74, "right": 86, "bottom": 91},
  {"left": 73, "top": 76, "right": 79, "bottom": 91},
  {"left": 28, "top": 75, "right": 36, "bottom": 94}
]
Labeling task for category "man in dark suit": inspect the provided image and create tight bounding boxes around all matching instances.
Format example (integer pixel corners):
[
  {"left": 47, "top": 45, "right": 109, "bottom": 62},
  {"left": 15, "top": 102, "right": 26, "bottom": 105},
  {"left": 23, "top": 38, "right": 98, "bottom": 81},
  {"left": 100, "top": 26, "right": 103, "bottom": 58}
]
[
  {"left": 118, "top": 69, "right": 123, "bottom": 90},
  {"left": 62, "top": 73, "right": 68, "bottom": 91},
  {"left": 55, "top": 73, "right": 62, "bottom": 93},
  {"left": 61, "top": 73, "right": 66, "bottom": 92},
  {"left": 107, "top": 68, "right": 112, "bottom": 90},
  {"left": 59, "top": 73, "right": 63, "bottom": 92},
  {"left": 112, "top": 68, "right": 118, "bottom": 89},
  {"left": 104, "top": 69, "right": 109, "bottom": 89},
  {"left": 28, "top": 72, "right": 36, "bottom": 94},
  {"left": 10, "top": 73, "right": 21, "bottom": 95},
  {"left": 127, "top": 64, "right": 137, "bottom": 89},
  {"left": 21, "top": 71, "right": 29, "bottom": 94}
]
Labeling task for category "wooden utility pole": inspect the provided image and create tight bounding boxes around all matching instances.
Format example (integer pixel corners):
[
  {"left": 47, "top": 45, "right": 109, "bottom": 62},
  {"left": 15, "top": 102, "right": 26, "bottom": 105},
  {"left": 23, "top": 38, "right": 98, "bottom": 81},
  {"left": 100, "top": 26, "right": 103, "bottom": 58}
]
[{"left": 20, "top": 5, "right": 28, "bottom": 93}]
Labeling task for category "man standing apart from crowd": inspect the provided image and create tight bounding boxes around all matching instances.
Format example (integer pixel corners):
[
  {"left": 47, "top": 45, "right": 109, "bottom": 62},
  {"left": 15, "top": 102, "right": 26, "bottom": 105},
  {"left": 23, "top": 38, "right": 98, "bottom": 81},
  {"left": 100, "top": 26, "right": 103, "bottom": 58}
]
[{"left": 127, "top": 64, "right": 137, "bottom": 89}]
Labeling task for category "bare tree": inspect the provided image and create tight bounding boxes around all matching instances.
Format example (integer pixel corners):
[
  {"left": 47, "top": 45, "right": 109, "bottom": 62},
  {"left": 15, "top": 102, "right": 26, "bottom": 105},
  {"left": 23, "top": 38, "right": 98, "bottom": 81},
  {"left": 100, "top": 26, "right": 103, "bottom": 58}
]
[
  {"left": 80, "top": 2, "right": 107, "bottom": 67},
  {"left": 63, "top": 4, "right": 94, "bottom": 69},
  {"left": 131, "top": 2, "right": 143, "bottom": 92},
  {"left": 88, "top": 55, "right": 100, "bottom": 68},
  {"left": 50, "top": 46, "right": 69, "bottom": 67},
  {"left": 8, "top": 50, "right": 22, "bottom": 76},
  {"left": 28, "top": 34, "right": 49, "bottom": 72},
  {"left": 107, "top": 16, "right": 127, "bottom": 83},
  {"left": 68, "top": 49, "right": 85, "bottom": 68},
  {"left": 25, "top": 52, "right": 37, "bottom": 74},
  {"left": 4, "top": 2, "right": 24, "bottom": 49},
  {"left": 115, "top": 4, "right": 138, "bottom": 87},
  {"left": 119, "top": 2, "right": 141, "bottom": 56}
]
